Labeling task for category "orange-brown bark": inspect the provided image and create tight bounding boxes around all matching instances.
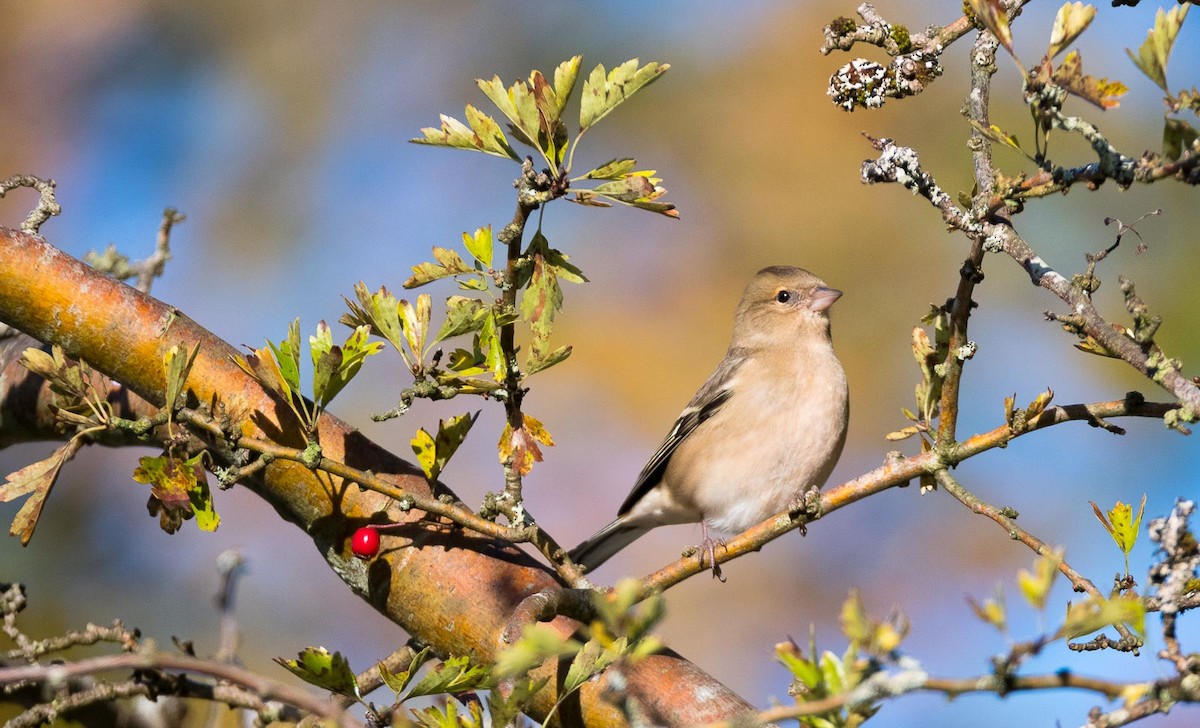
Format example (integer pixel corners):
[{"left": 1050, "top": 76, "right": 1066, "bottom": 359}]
[{"left": 0, "top": 227, "right": 756, "bottom": 726}]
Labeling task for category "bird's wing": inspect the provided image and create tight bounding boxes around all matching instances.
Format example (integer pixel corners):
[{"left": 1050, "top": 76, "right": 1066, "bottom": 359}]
[{"left": 617, "top": 349, "right": 746, "bottom": 516}]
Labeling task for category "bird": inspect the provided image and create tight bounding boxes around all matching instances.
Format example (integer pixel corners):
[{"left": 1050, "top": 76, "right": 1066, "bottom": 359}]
[{"left": 569, "top": 266, "right": 849, "bottom": 578}]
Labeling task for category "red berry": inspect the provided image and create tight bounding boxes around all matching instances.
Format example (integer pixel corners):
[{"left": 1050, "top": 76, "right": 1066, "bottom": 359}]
[{"left": 351, "top": 526, "right": 380, "bottom": 559}]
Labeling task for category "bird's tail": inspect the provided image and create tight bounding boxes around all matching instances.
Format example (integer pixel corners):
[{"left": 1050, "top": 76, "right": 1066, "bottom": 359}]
[{"left": 569, "top": 519, "right": 651, "bottom": 572}]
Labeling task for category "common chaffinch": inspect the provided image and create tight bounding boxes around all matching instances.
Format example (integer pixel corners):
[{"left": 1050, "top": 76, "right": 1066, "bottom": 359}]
[{"left": 570, "top": 266, "right": 849, "bottom": 577}]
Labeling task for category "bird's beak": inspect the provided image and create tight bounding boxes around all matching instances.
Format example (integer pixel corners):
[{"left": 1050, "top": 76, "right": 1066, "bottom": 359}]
[{"left": 808, "top": 287, "right": 843, "bottom": 313}]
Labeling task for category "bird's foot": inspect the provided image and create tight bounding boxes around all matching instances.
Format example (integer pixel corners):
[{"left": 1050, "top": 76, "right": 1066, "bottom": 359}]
[{"left": 700, "top": 522, "right": 726, "bottom": 582}]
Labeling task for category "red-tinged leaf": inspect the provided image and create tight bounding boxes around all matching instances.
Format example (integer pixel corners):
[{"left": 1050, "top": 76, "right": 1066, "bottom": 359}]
[
  {"left": 3, "top": 438, "right": 83, "bottom": 545},
  {"left": 1053, "top": 51, "right": 1128, "bottom": 109},
  {"left": 498, "top": 414, "right": 555, "bottom": 476}
]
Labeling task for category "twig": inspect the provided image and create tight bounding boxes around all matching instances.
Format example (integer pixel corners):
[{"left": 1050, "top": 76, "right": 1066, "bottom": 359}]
[
  {"left": 935, "top": 469, "right": 1141, "bottom": 651},
  {"left": 637, "top": 397, "right": 1179, "bottom": 594},
  {"left": 0, "top": 651, "right": 359, "bottom": 727}
]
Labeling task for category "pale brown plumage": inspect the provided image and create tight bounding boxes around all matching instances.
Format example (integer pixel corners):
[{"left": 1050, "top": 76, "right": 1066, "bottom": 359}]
[{"left": 570, "top": 266, "right": 849, "bottom": 575}]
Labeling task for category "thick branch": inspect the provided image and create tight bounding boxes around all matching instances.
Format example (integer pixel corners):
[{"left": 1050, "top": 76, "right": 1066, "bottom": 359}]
[{"left": 0, "top": 228, "right": 754, "bottom": 727}]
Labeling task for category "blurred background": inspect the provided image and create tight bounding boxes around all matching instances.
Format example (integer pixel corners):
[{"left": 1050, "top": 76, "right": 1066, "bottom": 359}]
[{"left": 1, "top": 1, "right": 1198, "bottom": 726}]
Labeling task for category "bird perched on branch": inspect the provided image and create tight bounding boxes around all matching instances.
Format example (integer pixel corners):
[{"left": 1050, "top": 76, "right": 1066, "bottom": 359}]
[{"left": 569, "top": 266, "right": 849, "bottom": 579}]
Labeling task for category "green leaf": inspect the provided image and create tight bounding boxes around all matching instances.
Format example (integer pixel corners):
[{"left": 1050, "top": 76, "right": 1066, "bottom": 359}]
[
  {"left": 577, "top": 157, "right": 637, "bottom": 181},
  {"left": 433, "top": 296, "right": 489, "bottom": 346},
  {"left": 1047, "top": 2, "right": 1096, "bottom": 60},
  {"left": 310, "top": 322, "right": 384, "bottom": 409},
  {"left": 2, "top": 438, "right": 82, "bottom": 546},
  {"left": 776, "top": 639, "right": 823, "bottom": 690},
  {"left": 1090, "top": 494, "right": 1146, "bottom": 557},
  {"left": 400, "top": 294, "right": 432, "bottom": 364},
  {"left": 479, "top": 312, "right": 506, "bottom": 381},
  {"left": 406, "top": 655, "right": 493, "bottom": 698},
  {"left": 411, "top": 109, "right": 519, "bottom": 160},
  {"left": 1058, "top": 595, "right": 1145, "bottom": 640},
  {"left": 133, "top": 452, "right": 220, "bottom": 534},
  {"left": 1126, "top": 4, "right": 1189, "bottom": 93},
  {"left": 561, "top": 638, "right": 619, "bottom": 697},
  {"left": 162, "top": 342, "right": 200, "bottom": 415},
  {"left": 342, "top": 282, "right": 405, "bottom": 355},
  {"left": 573, "top": 171, "right": 678, "bottom": 218},
  {"left": 579, "top": 59, "right": 669, "bottom": 132},
  {"left": 522, "top": 253, "right": 563, "bottom": 359},
  {"left": 411, "top": 411, "right": 479, "bottom": 481},
  {"left": 486, "top": 676, "right": 549, "bottom": 728},
  {"left": 1017, "top": 547, "right": 1063, "bottom": 611},
  {"left": 185, "top": 453, "right": 219, "bottom": 531},
  {"left": 553, "top": 56, "right": 582, "bottom": 118},
  {"left": 378, "top": 646, "right": 434, "bottom": 697},
  {"left": 462, "top": 225, "right": 493, "bottom": 268},
  {"left": 1164, "top": 117, "right": 1199, "bottom": 161},
  {"left": 271, "top": 319, "right": 304, "bottom": 398},
  {"left": 494, "top": 624, "right": 580, "bottom": 679},
  {"left": 405, "top": 248, "right": 474, "bottom": 288},
  {"left": 274, "top": 647, "right": 358, "bottom": 697},
  {"left": 526, "top": 344, "right": 573, "bottom": 376}
]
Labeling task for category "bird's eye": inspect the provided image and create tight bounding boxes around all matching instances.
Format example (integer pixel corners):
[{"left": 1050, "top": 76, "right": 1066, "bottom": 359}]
[{"left": 775, "top": 290, "right": 791, "bottom": 303}]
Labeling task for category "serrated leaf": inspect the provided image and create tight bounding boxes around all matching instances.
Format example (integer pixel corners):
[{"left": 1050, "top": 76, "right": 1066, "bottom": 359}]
[
  {"left": 577, "top": 157, "right": 638, "bottom": 180},
  {"left": 406, "top": 655, "right": 493, "bottom": 698},
  {"left": 553, "top": 56, "right": 582, "bottom": 117},
  {"left": 462, "top": 225, "right": 493, "bottom": 268},
  {"left": 3, "top": 438, "right": 83, "bottom": 546},
  {"left": 1048, "top": 2, "right": 1096, "bottom": 59},
  {"left": 494, "top": 624, "right": 580, "bottom": 679},
  {"left": 411, "top": 411, "right": 479, "bottom": 481},
  {"left": 560, "top": 639, "right": 618, "bottom": 696},
  {"left": 235, "top": 345, "right": 293, "bottom": 404},
  {"left": 411, "top": 110, "right": 519, "bottom": 161},
  {"left": 1053, "top": 51, "right": 1127, "bottom": 110},
  {"left": 405, "top": 248, "right": 474, "bottom": 288},
  {"left": 498, "top": 413, "right": 555, "bottom": 476},
  {"left": 379, "top": 646, "right": 434, "bottom": 696},
  {"left": 397, "top": 294, "right": 431, "bottom": 364},
  {"left": 487, "top": 676, "right": 549, "bottom": 728},
  {"left": 311, "top": 321, "right": 384, "bottom": 409},
  {"left": 580, "top": 59, "right": 669, "bottom": 131},
  {"left": 1126, "top": 4, "right": 1189, "bottom": 93},
  {"left": 342, "top": 282, "right": 406, "bottom": 356},
  {"left": 526, "top": 344, "right": 572, "bottom": 376},
  {"left": 274, "top": 647, "right": 358, "bottom": 697},
  {"left": 545, "top": 247, "right": 588, "bottom": 285},
  {"left": 134, "top": 452, "right": 219, "bottom": 534},
  {"left": 1091, "top": 494, "right": 1146, "bottom": 556},
  {"left": 433, "top": 296, "right": 489, "bottom": 346},
  {"left": 272, "top": 319, "right": 304, "bottom": 398},
  {"left": 968, "top": 0, "right": 1013, "bottom": 54}
]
